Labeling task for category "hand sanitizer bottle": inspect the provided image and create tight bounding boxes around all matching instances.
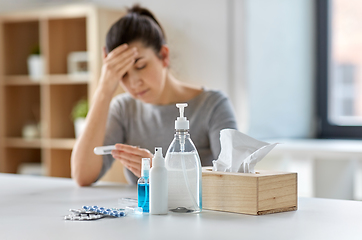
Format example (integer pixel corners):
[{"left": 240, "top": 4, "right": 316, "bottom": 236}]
[
  {"left": 138, "top": 158, "right": 150, "bottom": 213},
  {"left": 165, "top": 103, "right": 202, "bottom": 213},
  {"left": 150, "top": 147, "right": 168, "bottom": 215}
]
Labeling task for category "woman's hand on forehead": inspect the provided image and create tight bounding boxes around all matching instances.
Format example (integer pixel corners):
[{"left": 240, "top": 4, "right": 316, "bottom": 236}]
[
  {"left": 106, "top": 44, "right": 135, "bottom": 59},
  {"left": 99, "top": 44, "right": 138, "bottom": 95},
  {"left": 104, "top": 44, "right": 138, "bottom": 68}
]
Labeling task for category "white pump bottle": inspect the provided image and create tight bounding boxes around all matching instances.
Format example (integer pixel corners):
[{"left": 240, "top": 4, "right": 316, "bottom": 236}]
[{"left": 150, "top": 147, "right": 168, "bottom": 215}]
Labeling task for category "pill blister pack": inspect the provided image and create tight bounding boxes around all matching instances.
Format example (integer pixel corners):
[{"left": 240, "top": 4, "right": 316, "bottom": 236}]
[{"left": 64, "top": 206, "right": 126, "bottom": 221}]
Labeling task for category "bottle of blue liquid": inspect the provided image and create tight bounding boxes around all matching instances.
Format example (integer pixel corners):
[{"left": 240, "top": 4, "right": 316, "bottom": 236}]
[{"left": 138, "top": 158, "right": 150, "bottom": 213}]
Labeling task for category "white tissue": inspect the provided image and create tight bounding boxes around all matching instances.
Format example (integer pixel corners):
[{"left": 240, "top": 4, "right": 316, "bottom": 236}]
[{"left": 212, "top": 129, "right": 278, "bottom": 173}]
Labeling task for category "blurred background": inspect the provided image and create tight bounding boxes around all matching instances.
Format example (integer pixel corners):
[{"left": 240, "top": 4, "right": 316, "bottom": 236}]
[{"left": 0, "top": 0, "right": 361, "bottom": 201}]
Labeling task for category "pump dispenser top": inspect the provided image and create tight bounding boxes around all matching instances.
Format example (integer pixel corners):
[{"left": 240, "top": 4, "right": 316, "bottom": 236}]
[{"left": 175, "top": 103, "right": 189, "bottom": 130}]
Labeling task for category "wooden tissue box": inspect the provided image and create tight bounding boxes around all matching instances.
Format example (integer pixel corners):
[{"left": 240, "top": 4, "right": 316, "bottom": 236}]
[{"left": 202, "top": 167, "right": 298, "bottom": 215}]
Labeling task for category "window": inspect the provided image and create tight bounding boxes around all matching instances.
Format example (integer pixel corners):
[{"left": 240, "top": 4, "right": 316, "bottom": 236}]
[{"left": 317, "top": 0, "right": 362, "bottom": 138}]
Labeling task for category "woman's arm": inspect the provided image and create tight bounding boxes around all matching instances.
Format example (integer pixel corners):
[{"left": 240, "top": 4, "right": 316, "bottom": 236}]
[{"left": 71, "top": 44, "right": 138, "bottom": 186}]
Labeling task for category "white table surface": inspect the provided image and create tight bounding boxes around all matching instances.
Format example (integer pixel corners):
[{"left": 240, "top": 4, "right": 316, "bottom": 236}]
[
  {"left": 0, "top": 173, "right": 361, "bottom": 240},
  {"left": 265, "top": 138, "right": 362, "bottom": 158}
]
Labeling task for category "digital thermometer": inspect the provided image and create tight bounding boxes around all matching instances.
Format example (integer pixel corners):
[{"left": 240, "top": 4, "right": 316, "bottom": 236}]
[{"left": 93, "top": 145, "right": 116, "bottom": 155}]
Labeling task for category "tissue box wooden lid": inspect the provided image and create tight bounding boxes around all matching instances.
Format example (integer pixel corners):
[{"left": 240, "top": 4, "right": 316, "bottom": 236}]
[{"left": 202, "top": 167, "right": 298, "bottom": 215}]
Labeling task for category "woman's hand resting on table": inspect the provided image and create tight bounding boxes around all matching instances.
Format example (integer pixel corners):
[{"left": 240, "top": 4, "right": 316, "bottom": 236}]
[{"left": 111, "top": 144, "right": 154, "bottom": 178}]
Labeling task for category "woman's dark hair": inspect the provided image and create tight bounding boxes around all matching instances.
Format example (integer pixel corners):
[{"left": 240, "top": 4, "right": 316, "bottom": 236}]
[{"left": 106, "top": 5, "right": 166, "bottom": 55}]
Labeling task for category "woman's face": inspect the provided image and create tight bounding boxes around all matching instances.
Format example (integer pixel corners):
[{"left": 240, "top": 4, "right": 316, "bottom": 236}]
[{"left": 119, "top": 41, "right": 169, "bottom": 104}]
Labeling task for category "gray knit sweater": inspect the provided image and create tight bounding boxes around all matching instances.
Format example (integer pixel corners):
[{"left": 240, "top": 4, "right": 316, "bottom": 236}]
[{"left": 98, "top": 89, "right": 238, "bottom": 184}]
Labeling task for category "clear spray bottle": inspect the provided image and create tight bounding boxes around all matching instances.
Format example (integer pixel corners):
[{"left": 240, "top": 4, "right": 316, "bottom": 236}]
[
  {"left": 165, "top": 103, "right": 202, "bottom": 213},
  {"left": 138, "top": 158, "right": 150, "bottom": 213}
]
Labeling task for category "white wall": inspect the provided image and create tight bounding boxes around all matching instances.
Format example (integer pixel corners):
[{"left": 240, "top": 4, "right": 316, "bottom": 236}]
[
  {"left": 0, "top": 0, "right": 315, "bottom": 139},
  {"left": 245, "top": 0, "right": 315, "bottom": 139}
]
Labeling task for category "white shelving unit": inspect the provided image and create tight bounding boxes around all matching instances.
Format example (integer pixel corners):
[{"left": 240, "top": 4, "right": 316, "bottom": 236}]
[{"left": 0, "top": 4, "right": 125, "bottom": 181}]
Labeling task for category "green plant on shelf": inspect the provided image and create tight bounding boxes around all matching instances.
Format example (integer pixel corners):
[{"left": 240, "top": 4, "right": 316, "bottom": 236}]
[
  {"left": 30, "top": 45, "right": 40, "bottom": 55},
  {"left": 71, "top": 99, "right": 88, "bottom": 121}
]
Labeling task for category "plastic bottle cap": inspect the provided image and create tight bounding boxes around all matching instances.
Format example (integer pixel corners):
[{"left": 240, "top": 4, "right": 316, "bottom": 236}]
[
  {"left": 152, "top": 147, "right": 165, "bottom": 167},
  {"left": 175, "top": 103, "right": 189, "bottom": 130},
  {"left": 141, "top": 158, "right": 150, "bottom": 177}
]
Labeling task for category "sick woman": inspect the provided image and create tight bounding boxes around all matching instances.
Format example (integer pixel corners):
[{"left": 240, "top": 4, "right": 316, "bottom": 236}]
[{"left": 71, "top": 5, "right": 238, "bottom": 186}]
